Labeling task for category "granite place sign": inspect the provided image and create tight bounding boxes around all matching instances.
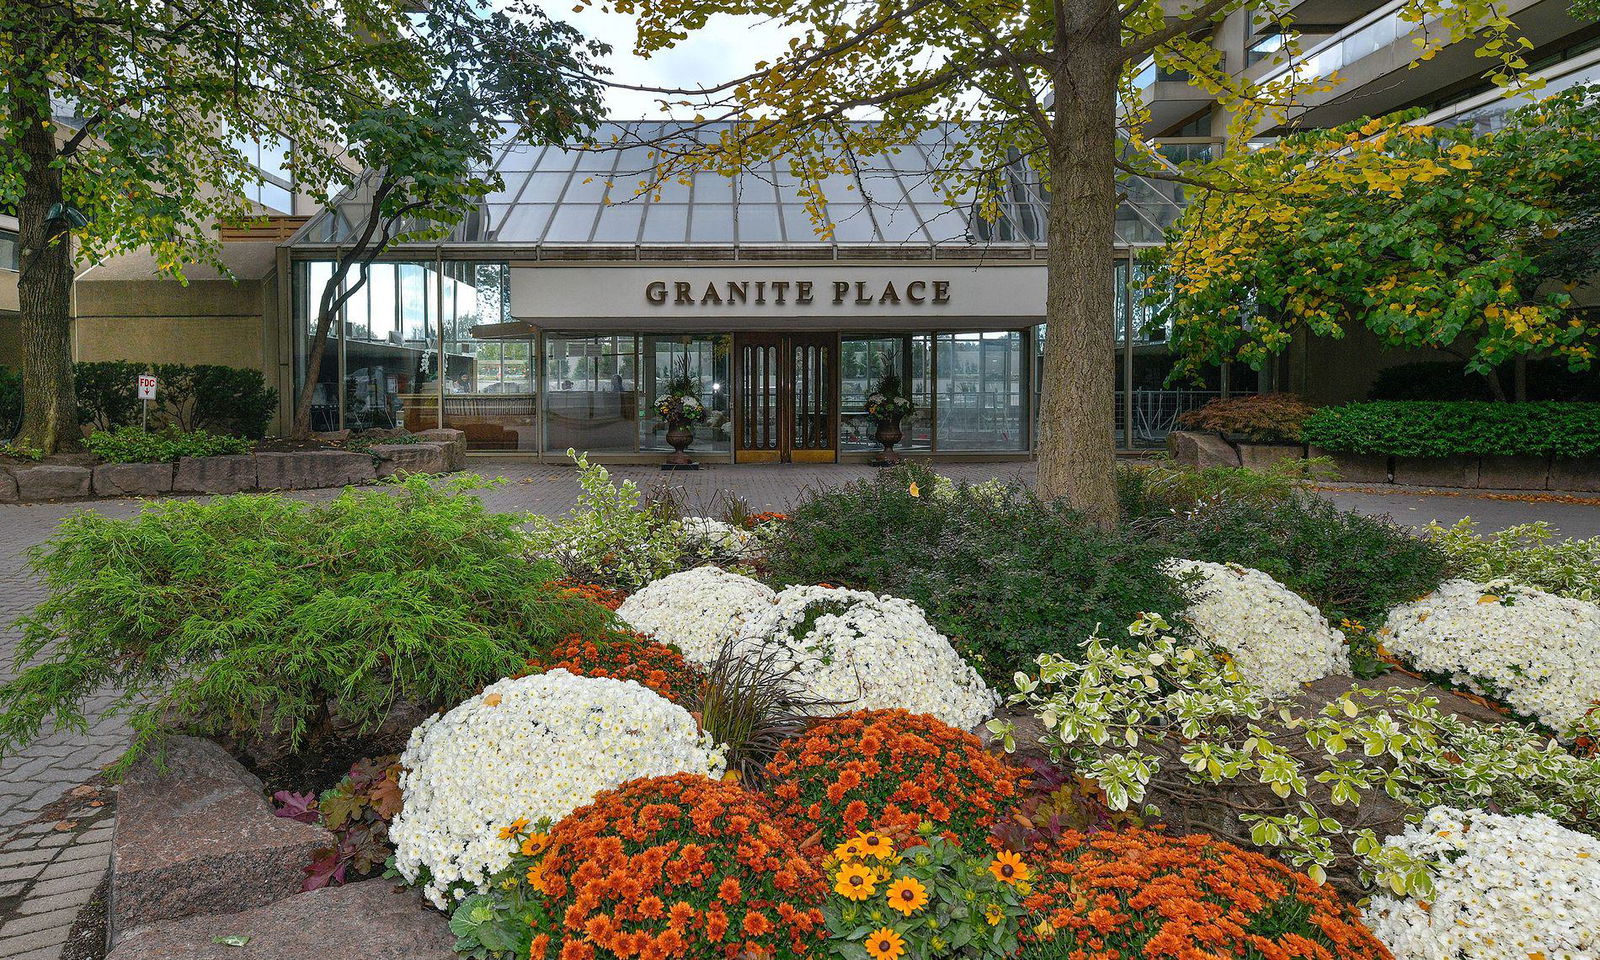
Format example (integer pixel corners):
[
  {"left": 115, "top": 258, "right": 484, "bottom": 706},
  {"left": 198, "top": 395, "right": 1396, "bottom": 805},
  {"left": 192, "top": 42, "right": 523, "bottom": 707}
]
[{"left": 644, "top": 278, "right": 952, "bottom": 308}]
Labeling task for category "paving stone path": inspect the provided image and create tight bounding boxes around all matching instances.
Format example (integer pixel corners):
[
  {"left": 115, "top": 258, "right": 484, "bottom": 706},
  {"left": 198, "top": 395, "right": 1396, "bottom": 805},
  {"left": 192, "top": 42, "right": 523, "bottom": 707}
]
[{"left": 2, "top": 458, "right": 1597, "bottom": 956}]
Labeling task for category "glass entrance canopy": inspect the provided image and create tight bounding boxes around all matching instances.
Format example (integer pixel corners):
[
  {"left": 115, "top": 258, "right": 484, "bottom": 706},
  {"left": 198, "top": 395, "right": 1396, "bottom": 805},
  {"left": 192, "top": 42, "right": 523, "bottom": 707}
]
[{"left": 293, "top": 121, "right": 1185, "bottom": 249}]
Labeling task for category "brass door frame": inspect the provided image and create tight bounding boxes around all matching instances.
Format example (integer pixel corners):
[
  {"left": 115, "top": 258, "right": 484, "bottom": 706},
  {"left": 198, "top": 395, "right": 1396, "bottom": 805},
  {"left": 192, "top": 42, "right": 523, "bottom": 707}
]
[{"left": 733, "top": 332, "right": 839, "bottom": 463}]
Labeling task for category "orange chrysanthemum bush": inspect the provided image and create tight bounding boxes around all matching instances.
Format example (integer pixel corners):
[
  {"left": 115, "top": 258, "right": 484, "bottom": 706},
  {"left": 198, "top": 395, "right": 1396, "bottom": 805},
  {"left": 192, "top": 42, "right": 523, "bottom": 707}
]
[
  {"left": 535, "top": 773, "right": 826, "bottom": 960},
  {"left": 558, "top": 581, "right": 630, "bottom": 612},
  {"left": 524, "top": 631, "right": 705, "bottom": 707},
  {"left": 1022, "top": 830, "right": 1391, "bottom": 960},
  {"left": 764, "top": 709, "right": 1028, "bottom": 852}
]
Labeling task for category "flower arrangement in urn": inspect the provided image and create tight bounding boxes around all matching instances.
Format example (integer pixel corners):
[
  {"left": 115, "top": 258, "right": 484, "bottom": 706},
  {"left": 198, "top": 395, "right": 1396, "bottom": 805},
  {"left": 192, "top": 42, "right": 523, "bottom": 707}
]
[
  {"left": 653, "top": 364, "right": 705, "bottom": 468},
  {"left": 865, "top": 364, "right": 915, "bottom": 466}
]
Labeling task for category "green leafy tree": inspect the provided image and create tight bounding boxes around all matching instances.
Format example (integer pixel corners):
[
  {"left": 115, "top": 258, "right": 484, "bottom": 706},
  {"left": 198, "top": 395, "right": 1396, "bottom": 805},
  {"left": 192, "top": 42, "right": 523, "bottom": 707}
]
[
  {"left": 291, "top": 1, "right": 607, "bottom": 437},
  {"left": 1147, "top": 86, "right": 1600, "bottom": 400},
  {"left": 594, "top": 0, "right": 1533, "bottom": 524},
  {"left": 1, "top": 0, "right": 433, "bottom": 452}
]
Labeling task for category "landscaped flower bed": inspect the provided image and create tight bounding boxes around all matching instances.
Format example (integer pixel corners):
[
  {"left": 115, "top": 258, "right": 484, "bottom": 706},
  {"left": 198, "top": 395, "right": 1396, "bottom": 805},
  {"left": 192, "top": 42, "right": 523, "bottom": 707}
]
[{"left": 4, "top": 461, "right": 1599, "bottom": 960}]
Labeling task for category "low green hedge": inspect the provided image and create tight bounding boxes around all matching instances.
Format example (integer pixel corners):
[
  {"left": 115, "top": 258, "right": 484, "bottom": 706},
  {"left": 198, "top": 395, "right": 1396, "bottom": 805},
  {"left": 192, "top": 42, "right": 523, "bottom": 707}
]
[
  {"left": 1300, "top": 401, "right": 1600, "bottom": 458},
  {"left": 85, "top": 426, "right": 254, "bottom": 463}
]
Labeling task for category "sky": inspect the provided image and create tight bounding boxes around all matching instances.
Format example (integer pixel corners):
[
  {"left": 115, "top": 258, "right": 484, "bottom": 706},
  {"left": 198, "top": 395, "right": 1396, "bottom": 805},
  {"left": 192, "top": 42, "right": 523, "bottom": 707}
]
[{"left": 551, "top": 5, "right": 794, "bottom": 117}]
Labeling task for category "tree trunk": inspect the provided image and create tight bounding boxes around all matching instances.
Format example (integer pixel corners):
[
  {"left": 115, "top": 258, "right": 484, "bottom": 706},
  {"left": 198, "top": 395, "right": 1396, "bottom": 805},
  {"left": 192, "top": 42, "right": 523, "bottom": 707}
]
[
  {"left": 12, "top": 89, "right": 78, "bottom": 453},
  {"left": 1035, "top": 31, "right": 1121, "bottom": 528},
  {"left": 290, "top": 177, "right": 394, "bottom": 439},
  {"left": 1512, "top": 356, "right": 1528, "bottom": 402},
  {"left": 291, "top": 282, "right": 343, "bottom": 439}
]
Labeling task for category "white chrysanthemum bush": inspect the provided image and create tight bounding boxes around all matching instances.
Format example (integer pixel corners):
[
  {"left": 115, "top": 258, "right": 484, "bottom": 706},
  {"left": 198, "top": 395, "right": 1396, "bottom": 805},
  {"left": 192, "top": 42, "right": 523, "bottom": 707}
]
[
  {"left": 1165, "top": 559, "right": 1351, "bottom": 700},
  {"left": 389, "top": 670, "right": 725, "bottom": 907},
  {"left": 733, "top": 584, "right": 999, "bottom": 729},
  {"left": 1364, "top": 807, "right": 1600, "bottom": 960},
  {"left": 677, "top": 516, "right": 758, "bottom": 562},
  {"left": 1383, "top": 578, "right": 1600, "bottom": 737},
  {"left": 993, "top": 614, "right": 1600, "bottom": 891},
  {"left": 616, "top": 565, "right": 776, "bottom": 667}
]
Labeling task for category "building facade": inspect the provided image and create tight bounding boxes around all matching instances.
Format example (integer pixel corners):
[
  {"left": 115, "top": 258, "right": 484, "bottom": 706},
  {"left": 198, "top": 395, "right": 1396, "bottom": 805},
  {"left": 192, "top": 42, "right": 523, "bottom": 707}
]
[
  {"left": 277, "top": 126, "right": 1208, "bottom": 461},
  {"left": 3, "top": 0, "right": 1596, "bottom": 455}
]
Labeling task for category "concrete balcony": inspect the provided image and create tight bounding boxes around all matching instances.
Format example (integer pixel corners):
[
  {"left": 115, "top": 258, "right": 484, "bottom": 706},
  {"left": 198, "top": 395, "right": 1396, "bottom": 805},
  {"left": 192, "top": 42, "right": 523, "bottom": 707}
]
[
  {"left": 1251, "top": 0, "right": 1584, "bottom": 134},
  {"left": 1280, "top": 0, "right": 1385, "bottom": 32}
]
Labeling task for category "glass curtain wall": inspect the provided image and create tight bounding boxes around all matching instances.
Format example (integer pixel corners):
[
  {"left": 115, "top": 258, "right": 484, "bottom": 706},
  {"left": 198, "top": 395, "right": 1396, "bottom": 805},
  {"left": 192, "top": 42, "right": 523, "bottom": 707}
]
[
  {"left": 342, "top": 262, "right": 437, "bottom": 432},
  {"left": 640, "top": 335, "right": 731, "bottom": 454},
  {"left": 441, "top": 264, "right": 535, "bottom": 451},
  {"left": 841, "top": 335, "right": 933, "bottom": 452},
  {"left": 1029, "top": 252, "right": 1255, "bottom": 451},
  {"left": 543, "top": 334, "right": 638, "bottom": 453},
  {"left": 936, "top": 332, "right": 1026, "bottom": 451}
]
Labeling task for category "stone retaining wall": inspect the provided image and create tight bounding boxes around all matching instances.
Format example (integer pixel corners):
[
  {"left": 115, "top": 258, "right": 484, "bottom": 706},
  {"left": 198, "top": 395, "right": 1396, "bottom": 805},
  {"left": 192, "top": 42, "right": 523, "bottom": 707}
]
[
  {"left": 0, "top": 429, "right": 466, "bottom": 503},
  {"left": 1166, "top": 431, "right": 1599, "bottom": 490}
]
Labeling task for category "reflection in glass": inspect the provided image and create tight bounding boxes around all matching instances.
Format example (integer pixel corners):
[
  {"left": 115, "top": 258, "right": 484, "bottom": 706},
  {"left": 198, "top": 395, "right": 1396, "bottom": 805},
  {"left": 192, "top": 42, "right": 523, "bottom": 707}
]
[
  {"left": 293, "top": 260, "right": 341, "bottom": 433},
  {"left": 342, "top": 262, "right": 436, "bottom": 432},
  {"left": 544, "top": 334, "right": 638, "bottom": 453},
  {"left": 641, "top": 335, "right": 731, "bottom": 453},
  {"left": 936, "top": 331, "right": 1025, "bottom": 451},
  {"left": 840, "top": 335, "right": 933, "bottom": 453},
  {"left": 441, "top": 264, "right": 537, "bottom": 451}
]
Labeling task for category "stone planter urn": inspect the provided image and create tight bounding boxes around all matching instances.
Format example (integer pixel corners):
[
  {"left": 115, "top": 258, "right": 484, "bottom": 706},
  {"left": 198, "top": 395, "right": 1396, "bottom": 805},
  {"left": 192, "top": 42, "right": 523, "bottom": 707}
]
[
  {"left": 872, "top": 419, "right": 904, "bottom": 467},
  {"left": 663, "top": 423, "right": 698, "bottom": 470}
]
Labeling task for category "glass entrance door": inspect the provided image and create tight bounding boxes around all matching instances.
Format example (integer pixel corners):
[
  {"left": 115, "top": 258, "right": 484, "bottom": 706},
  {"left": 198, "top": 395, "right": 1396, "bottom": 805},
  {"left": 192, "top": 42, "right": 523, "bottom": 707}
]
[{"left": 734, "top": 333, "right": 837, "bottom": 463}]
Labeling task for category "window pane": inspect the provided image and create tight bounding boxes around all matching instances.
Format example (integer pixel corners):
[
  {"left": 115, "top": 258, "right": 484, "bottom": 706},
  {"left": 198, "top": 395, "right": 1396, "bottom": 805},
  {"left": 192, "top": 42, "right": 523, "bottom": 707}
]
[
  {"left": 640, "top": 334, "right": 731, "bottom": 454},
  {"left": 546, "top": 204, "right": 600, "bottom": 242},
  {"left": 689, "top": 204, "right": 735, "bottom": 242},
  {"left": 936, "top": 331, "right": 1025, "bottom": 451},
  {"left": 293, "top": 260, "right": 340, "bottom": 433},
  {"left": 441, "top": 264, "right": 534, "bottom": 451},
  {"left": 544, "top": 334, "right": 639, "bottom": 453},
  {"left": 781, "top": 206, "right": 827, "bottom": 241},
  {"left": 736, "top": 205, "right": 784, "bottom": 242},
  {"left": 592, "top": 203, "right": 644, "bottom": 242},
  {"left": 641, "top": 204, "right": 688, "bottom": 242}
]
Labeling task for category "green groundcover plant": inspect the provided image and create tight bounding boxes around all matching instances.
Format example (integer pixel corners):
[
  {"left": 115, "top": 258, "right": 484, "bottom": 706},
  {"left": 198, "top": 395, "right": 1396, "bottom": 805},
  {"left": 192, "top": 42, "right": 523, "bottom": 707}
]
[
  {"left": 1300, "top": 400, "right": 1600, "bottom": 458},
  {"left": 769, "top": 465, "right": 1445, "bottom": 679},
  {"left": 1135, "top": 489, "right": 1450, "bottom": 626},
  {"left": 84, "top": 425, "right": 254, "bottom": 462},
  {"left": 764, "top": 464, "right": 1193, "bottom": 684},
  {"left": 0, "top": 475, "right": 606, "bottom": 769},
  {"left": 1426, "top": 517, "right": 1600, "bottom": 601}
]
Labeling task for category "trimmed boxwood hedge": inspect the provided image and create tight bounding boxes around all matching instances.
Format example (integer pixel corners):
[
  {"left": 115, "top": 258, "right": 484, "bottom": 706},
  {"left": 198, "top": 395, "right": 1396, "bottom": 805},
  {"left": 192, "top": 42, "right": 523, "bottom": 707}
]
[{"left": 1301, "top": 401, "right": 1600, "bottom": 458}]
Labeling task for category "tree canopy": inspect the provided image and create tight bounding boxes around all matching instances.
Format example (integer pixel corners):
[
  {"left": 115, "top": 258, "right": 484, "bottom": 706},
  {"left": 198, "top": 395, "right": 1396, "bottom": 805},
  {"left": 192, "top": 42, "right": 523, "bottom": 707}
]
[
  {"left": 291, "top": 0, "right": 607, "bottom": 436},
  {"left": 1146, "top": 86, "right": 1600, "bottom": 389},
  {"left": 1, "top": 0, "right": 604, "bottom": 450}
]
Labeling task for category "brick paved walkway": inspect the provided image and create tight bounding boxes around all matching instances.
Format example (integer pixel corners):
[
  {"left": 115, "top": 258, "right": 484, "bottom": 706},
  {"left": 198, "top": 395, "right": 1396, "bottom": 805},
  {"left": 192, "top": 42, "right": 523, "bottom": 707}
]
[{"left": 1, "top": 458, "right": 1596, "bottom": 955}]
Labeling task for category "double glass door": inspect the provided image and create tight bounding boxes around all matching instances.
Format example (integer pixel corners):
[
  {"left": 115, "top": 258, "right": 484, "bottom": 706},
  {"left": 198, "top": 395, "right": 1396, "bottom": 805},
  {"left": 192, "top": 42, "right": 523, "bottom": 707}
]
[{"left": 734, "top": 333, "right": 836, "bottom": 462}]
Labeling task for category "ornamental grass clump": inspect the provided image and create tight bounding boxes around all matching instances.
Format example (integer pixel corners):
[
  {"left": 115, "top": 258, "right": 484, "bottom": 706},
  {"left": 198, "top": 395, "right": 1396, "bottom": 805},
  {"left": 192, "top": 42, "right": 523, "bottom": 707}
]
[
  {"left": 822, "top": 825, "right": 1029, "bottom": 960},
  {"left": 0, "top": 475, "right": 608, "bottom": 769},
  {"left": 1363, "top": 807, "right": 1600, "bottom": 960},
  {"left": 532, "top": 774, "right": 826, "bottom": 960},
  {"left": 1164, "top": 559, "right": 1351, "bottom": 700},
  {"left": 765, "top": 709, "right": 1029, "bottom": 852},
  {"left": 389, "top": 671, "right": 726, "bottom": 907},
  {"left": 617, "top": 565, "right": 777, "bottom": 667},
  {"left": 734, "top": 585, "right": 999, "bottom": 729},
  {"left": 1021, "top": 830, "right": 1390, "bottom": 960},
  {"left": 1382, "top": 579, "right": 1600, "bottom": 737},
  {"left": 523, "top": 631, "right": 704, "bottom": 707}
]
